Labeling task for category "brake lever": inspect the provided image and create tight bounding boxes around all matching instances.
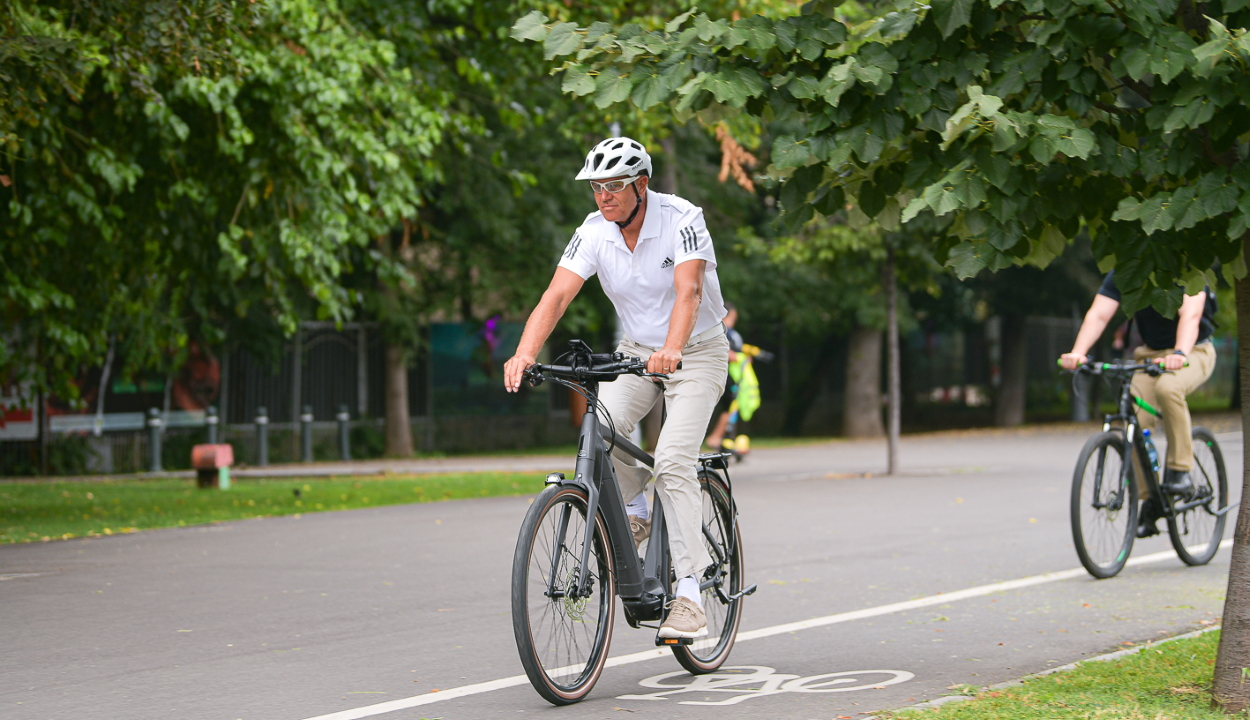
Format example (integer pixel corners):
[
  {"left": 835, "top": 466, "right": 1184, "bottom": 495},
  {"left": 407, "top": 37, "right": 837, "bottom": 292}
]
[{"left": 524, "top": 366, "right": 544, "bottom": 387}]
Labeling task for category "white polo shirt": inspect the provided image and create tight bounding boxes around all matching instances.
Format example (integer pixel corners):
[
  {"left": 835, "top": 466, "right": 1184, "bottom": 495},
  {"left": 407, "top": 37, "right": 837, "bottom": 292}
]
[{"left": 558, "top": 190, "right": 727, "bottom": 348}]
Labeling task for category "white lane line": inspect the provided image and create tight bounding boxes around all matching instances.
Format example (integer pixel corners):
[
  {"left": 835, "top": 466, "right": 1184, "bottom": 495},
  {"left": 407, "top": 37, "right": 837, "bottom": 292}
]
[{"left": 298, "top": 539, "right": 1232, "bottom": 720}]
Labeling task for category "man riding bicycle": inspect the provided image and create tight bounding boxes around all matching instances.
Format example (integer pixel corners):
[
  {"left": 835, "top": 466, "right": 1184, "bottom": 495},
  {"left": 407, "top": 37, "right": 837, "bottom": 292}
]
[
  {"left": 504, "top": 137, "right": 730, "bottom": 640},
  {"left": 1060, "top": 271, "right": 1217, "bottom": 538}
]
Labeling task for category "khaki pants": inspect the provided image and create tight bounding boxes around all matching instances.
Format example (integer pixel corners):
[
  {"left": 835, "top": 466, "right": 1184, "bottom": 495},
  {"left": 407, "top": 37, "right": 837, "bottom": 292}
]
[
  {"left": 597, "top": 331, "right": 729, "bottom": 579},
  {"left": 1131, "top": 341, "right": 1217, "bottom": 476}
]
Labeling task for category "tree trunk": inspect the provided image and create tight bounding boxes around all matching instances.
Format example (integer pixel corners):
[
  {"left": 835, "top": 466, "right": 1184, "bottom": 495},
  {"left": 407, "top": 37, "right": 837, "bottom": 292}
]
[
  {"left": 383, "top": 342, "right": 413, "bottom": 458},
  {"left": 1212, "top": 234, "right": 1250, "bottom": 712},
  {"left": 885, "top": 248, "right": 901, "bottom": 474},
  {"left": 844, "top": 325, "right": 884, "bottom": 438},
  {"left": 995, "top": 313, "right": 1027, "bottom": 426}
]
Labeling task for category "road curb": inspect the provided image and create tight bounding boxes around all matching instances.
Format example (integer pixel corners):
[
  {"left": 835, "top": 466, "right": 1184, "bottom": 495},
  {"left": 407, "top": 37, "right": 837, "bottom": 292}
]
[{"left": 869, "top": 625, "right": 1221, "bottom": 718}]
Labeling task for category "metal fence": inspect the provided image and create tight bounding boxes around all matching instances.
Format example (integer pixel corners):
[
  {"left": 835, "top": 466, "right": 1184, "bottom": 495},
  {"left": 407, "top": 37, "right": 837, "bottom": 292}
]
[
  {"left": 1, "top": 320, "right": 574, "bottom": 475},
  {"left": 2, "top": 316, "right": 1238, "bottom": 476}
]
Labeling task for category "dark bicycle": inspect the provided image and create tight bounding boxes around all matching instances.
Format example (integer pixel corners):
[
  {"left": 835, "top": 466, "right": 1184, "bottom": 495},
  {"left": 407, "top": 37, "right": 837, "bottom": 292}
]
[
  {"left": 511, "top": 340, "right": 756, "bottom": 705},
  {"left": 1065, "top": 360, "right": 1229, "bottom": 579}
]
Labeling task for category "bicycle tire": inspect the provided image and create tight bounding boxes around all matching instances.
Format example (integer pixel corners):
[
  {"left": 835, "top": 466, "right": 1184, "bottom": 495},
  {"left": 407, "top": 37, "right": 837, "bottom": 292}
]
[
  {"left": 511, "top": 484, "right": 615, "bottom": 705},
  {"left": 1167, "top": 426, "right": 1228, "bottom": 566},
  {"left": 671, "top": 469, "right": 744, "bottom": 674},
  {"left": 1070, "top": 431, "right": 1137, "bottom": 579}
]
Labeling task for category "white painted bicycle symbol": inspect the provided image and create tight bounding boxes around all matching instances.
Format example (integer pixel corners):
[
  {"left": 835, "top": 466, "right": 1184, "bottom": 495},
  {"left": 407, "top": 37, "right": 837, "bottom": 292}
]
[{"left": 618, "top": 665, "right": 914, "bottom": 706}]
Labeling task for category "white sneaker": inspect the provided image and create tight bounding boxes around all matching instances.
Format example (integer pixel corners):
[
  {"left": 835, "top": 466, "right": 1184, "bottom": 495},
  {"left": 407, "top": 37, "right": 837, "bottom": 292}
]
[{"left": 658, "top": 596, "right": 707, "bottom": 639}]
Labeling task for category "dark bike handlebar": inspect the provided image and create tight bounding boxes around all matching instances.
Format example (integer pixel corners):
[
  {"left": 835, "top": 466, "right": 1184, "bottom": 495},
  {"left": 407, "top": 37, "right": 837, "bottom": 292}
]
[
  {"left": 524, "top": 343, "right": 682, "bottom": 387},
  {"left": 1057, "top": 359, "right": 1184, "bottom": 377}
]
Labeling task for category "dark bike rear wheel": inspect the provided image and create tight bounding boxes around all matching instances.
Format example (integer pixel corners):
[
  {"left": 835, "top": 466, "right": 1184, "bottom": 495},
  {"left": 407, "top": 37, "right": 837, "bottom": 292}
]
[
  {"left": 1167, "top": 427, "right": 1228, "bottom": 566},
  {"left": 671, "top": 469, "right": 744, "bottom": 674},
  {"left": 512, "top": 484, "right": 615, "bottom": 705},
  {"left": 1070, "top": 431, "right": 1136, "bottom": 579}
]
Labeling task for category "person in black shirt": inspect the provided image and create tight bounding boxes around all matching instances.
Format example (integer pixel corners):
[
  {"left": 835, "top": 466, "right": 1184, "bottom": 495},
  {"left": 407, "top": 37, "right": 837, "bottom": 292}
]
[{"left": 1060, "top": 271, "right": 1218, "bottom": 538}]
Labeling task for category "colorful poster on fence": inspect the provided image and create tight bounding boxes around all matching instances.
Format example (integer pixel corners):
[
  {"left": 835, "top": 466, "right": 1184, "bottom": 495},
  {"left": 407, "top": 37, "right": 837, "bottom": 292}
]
[{"left": 430, "top": 318, "right": 545, "bottom": 416}]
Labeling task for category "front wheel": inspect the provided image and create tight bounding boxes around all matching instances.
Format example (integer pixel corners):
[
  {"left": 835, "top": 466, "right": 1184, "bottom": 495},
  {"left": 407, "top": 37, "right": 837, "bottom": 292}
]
[
  {"left": 671, "top": 469, "right": 745, "bottom": 674},
  {"left": 1168, "top": 427, "right": 1228, "bottom": 566},
  {"left": 1070, "top": 431, "right": 1137, "bottom": 579},
  {"left": 512, "top": 484, "right": 615, "bottom": 705}
]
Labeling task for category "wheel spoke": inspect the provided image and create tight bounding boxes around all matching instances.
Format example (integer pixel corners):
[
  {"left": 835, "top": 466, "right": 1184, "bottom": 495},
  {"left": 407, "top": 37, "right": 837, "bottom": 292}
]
[
  {"left": 1168, "top": 430, "right": 1226, "bottom": 566},
  {"left": 1071, "top": 433, "right": 1135, "bottom": 578},
  {"left": 672, "top": 473, "right": 743, "bottom": 673},
  {"left": 513, "top": 487, "right": 614, "bottom": 704}
]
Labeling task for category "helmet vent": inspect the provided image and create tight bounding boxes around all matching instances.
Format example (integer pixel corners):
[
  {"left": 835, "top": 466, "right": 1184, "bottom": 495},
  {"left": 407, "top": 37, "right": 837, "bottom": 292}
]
[{"left": 575, "top": 136, "right": 652, "bottom": 181}]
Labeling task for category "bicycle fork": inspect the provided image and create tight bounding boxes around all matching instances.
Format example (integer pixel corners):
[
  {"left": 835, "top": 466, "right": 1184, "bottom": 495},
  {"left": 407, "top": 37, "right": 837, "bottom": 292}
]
[{"left": 547, "top": 403, "right": 639, "bottom": 602}]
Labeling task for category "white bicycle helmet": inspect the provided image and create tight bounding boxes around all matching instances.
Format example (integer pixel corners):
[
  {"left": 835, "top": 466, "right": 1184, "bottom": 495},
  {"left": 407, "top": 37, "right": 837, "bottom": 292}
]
[{"left": 575, "top": 137, "right": 652, "bottom": 180}]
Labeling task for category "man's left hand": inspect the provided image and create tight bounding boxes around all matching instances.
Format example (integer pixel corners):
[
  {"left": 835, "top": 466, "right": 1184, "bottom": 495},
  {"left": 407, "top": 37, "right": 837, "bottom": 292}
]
[
  {"left": 648, "top": 347, "right": 683, "bottom": 377},
  {"left": 1163, "top": 352, "right": 1187, "bottom": 371}
]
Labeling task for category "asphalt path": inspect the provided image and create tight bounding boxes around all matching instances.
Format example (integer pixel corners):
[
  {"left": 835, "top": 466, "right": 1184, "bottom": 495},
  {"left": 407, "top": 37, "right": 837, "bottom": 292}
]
[{"left": 1, "top": 422, "right": 1241, "bottom": 720}]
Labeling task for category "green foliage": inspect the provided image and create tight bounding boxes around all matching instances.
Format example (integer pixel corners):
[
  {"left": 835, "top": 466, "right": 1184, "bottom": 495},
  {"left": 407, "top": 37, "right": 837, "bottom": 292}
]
[
  {"left": 0, "top": 435, "right": 97, "bottom": 476},
  {"left": 349, "top": 421, "right": 386, "bottom": 460},
  {"left": 513, "top": 0, "right": 1250, "bottom": 316},
  {"left": 2, "top": 0, "right": 445, "bottom": 396},
  {"left": 880, "top": 630, "right": 1228, "bottom": 719}
]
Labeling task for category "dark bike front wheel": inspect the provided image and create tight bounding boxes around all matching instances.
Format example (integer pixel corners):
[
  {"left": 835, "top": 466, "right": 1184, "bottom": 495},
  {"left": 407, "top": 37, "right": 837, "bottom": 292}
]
[
  {"left": 1070, "top": 431, "right": 1137, "bottom": 579},
  {"left": 512, "top": 484, "right": 615, "bottom": 705},
  {"left": 671, "top": 469, "right": 745, "bottom": 674},
  {"left": 1167, "top": 426, "right": 1228, "bottom": 566}
]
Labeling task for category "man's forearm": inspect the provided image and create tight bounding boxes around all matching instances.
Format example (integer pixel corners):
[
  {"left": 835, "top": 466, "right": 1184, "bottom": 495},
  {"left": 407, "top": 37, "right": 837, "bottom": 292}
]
[
  {"left": 1070, "top": 323, "right": 1104, "bottom": 357},
  {"left": 1070, "top": 295, "right": 1119, "bottom": 357},
  {"left": 1174, "top": 300, "right": 1204, "bottom": 355},
  {"left": 515, "top": 294, "right": 568, "bottom": 359},
  {"left": 662, "top": 287, "right": 701, "bottom": 351}
]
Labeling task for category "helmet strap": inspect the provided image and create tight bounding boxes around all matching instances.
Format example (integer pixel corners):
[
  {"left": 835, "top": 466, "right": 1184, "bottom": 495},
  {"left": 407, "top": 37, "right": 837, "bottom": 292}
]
[{"left": 614, "top": 183, "right": 644, "bottom": 229}]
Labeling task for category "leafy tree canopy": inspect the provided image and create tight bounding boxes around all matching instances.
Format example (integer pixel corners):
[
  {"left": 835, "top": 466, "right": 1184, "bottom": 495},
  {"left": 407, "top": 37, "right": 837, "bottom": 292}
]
[
  {"left": 1, "top": 0, "right": 445, "bottom": 398},
  {"left": 512, "top": 0, "right": 1250, "bottom": 318}
]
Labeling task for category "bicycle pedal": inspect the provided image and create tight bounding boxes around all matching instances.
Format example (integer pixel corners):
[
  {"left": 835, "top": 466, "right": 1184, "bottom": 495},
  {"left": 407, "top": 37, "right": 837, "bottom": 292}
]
[{"left": 656, "top": 636, "right": 694, "bottom": 646}]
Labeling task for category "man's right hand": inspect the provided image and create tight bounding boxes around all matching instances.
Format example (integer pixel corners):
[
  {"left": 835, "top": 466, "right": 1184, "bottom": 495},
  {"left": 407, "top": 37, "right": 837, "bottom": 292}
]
[
  {"left": 505, "top": 354, "right": 537, "bottom": 393},
  {"left": 1059, "top": 352, "right": 1087, "bottom": 371}
]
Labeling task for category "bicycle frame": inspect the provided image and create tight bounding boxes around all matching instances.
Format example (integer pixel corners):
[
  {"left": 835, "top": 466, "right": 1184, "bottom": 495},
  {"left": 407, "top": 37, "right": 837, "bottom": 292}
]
[
  {"left": 544, "top": 374, "right": 747, "bottom": 629},
  {"left": 1094, "top": 364, "right": 1229, "bottom": 519},
  {"left": 543, "top": 376, "right": 677, "bottom": 628}
]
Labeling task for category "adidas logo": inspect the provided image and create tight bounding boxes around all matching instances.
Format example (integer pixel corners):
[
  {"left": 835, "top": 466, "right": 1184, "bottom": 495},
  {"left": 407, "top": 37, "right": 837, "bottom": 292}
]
[{"left": 661, "top": 257, "right": 674, "bottom": 269}]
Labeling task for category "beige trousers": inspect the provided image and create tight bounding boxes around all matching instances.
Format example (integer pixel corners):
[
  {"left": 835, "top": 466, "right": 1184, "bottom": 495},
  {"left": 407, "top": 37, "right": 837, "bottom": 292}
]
[
  {"left": 1131, "top": 341, "right": 1217, "bottom": 473},
  {"left": 597, "top": 331, "right": 729, "bottom": 579}
]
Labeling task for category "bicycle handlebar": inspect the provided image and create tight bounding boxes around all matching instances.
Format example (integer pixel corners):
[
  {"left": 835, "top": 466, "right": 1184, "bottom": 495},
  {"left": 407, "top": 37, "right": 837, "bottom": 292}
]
[
  {"left": 524, "top": 355, "right": 681, "bottom": 386},
  {"left": 1055, "top": 358, "right": 1185, "bottom": 376}
]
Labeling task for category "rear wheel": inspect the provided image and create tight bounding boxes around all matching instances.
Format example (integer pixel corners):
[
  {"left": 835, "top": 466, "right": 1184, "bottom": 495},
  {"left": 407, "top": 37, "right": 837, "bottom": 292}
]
[
  {"left": 512, "top": 484, "right": 615, "bottom": 705},
  {"left": 671, "top": 469, "right": 744, "bottom": 674},
  {"left": 1070, "top": 431, "right": 1136, "bottom": 579},
  {"left": 1168, "top": 427, "right": 1228, "bottom": 566}
]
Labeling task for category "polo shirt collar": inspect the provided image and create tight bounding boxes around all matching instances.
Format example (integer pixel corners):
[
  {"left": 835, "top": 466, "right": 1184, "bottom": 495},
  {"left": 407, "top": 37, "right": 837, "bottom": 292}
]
[
  {"left": 638, "top": 189, "right": 661, "bottom": 241},
  {"left": 607, "top": 189, "right": 661, "bottom": 249}
]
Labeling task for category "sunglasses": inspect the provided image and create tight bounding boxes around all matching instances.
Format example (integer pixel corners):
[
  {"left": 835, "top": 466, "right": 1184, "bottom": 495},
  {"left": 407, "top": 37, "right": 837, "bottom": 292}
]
[{"left": 589, "top": 175, "right": 642, "bottom": 194}]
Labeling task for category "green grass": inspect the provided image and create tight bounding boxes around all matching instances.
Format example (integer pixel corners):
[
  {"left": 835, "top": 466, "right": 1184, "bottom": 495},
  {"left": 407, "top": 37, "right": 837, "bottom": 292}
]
[
  {"left": 880, "top": 630, "right": 1246, "bottom": 720},
  {"left": 0, "top": 471, "right": 549, "bottom": 543}
]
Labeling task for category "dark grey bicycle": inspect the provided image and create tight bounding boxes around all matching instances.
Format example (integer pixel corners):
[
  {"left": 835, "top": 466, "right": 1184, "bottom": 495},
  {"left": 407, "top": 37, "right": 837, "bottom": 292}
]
[
  {"left": 1066, "top": 360, "right": 1229, "bottom": 579},
  {"left": 511, "top": 340, "right": 756, "bottom": 705}
]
